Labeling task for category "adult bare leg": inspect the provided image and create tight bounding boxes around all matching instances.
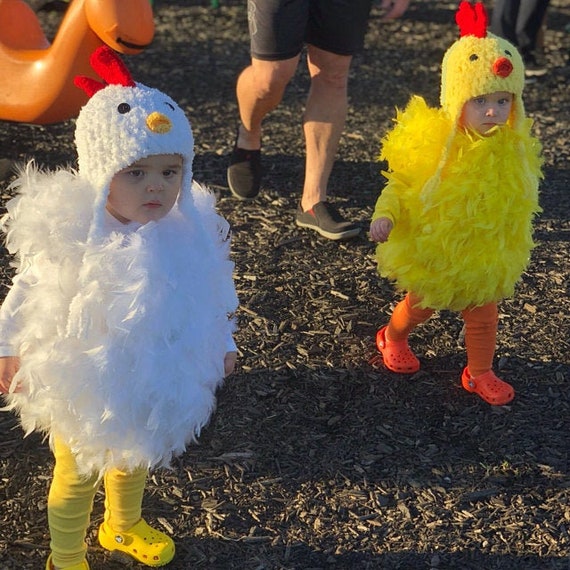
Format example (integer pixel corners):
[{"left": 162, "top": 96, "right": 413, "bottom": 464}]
[
  {"left": 228, "top": 56, "right": 299, "bottom": 199},
  {"left": 235, "top": 56, "right": 299, "bottom": 150},
  {"left": 301, "top": 45, "right": 351, "bottom": 212}
]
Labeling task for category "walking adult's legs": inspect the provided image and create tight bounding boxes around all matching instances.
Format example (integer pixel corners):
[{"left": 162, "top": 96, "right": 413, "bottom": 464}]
[
  {"left": 301, "top": 45, "right": 351, "bottom": 212},
  {"left": 491, "top": 0, "right": 550, "bottom": 66},
  {"left": 513, "top": 0, "right": 550, "bottom": 58},
  {"left": 490, "top": 0, "right": 519, "bottom": 45},
  {"left": 228, "top": 56, "right": 299, "bottom": 199},
  {"left": 235, "top": 57, "right": 299, "bottom": 151}
]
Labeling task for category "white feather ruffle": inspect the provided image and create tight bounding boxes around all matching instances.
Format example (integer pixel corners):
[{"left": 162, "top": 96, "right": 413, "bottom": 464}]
[{"left": 3, "top": 163, "right": 238, "bottom": 475}]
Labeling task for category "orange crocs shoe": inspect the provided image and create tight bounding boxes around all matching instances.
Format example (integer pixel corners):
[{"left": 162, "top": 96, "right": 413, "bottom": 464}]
[
  {"left": 375, "top": 326, "right": 420, "bottom": 373},
  {"left": 461, "top": 367, "right": 514, "bottom": 405},
  {"left": 98, "top": 518, "right": 175, "bottom": 567}
]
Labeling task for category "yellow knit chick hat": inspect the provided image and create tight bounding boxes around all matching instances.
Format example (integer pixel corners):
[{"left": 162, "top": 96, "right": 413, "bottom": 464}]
[{"left": 441, "top": 1, "right": 526, "bottom": 130}]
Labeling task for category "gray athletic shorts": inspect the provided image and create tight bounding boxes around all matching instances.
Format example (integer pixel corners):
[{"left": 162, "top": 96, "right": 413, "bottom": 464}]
[{"left": 247, "top": 0, "right": 373, "bottom": 60}]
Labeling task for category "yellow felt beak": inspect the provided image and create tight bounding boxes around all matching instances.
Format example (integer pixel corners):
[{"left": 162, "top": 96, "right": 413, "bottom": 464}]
[{"left": 146, "top": 112, "right": 172, "bottom": 134}]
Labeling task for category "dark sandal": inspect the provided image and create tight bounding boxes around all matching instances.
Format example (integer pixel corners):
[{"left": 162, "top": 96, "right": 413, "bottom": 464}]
[
  {"left": 376, "top": 326, "right": 420, "bottom": 373},
  {"left": 461, "top": 367, "right": 514, "bottom": 405},
  {"left": 227, "top": 129, "right": 262, "bottom": 201}
]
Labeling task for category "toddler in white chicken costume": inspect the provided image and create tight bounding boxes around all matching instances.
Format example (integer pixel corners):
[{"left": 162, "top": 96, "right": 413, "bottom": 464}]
[{"left": 0, "top": 46, "right": 238, "bottom": 569}]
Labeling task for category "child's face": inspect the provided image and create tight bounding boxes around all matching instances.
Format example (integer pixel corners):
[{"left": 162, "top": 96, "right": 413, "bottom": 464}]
[
  {"left": 107, "top": 154, "right": 183, "bottom": 225},
  {"left": 459, "top": 91, "right": 514, "bottom": 135}
]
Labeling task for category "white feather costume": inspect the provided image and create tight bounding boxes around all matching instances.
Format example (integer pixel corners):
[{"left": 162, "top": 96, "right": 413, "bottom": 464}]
[{"left": 0, "top": 48, "right": 238, "bottom": 475}]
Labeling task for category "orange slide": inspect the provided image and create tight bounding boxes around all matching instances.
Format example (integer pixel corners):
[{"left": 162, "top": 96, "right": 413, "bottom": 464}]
[{"left": 0, "top": 0, "right": 154, "bottom": 124}]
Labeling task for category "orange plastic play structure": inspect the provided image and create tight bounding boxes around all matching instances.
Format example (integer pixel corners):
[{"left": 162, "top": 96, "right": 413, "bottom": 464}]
[{"left": 0, "top": 0, "right": 154, "bottom": 124}]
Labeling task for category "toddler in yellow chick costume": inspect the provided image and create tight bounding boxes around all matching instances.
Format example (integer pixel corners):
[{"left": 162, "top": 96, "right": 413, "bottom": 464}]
[{"left": 369, "top": 1, "right": 542, "bottom": 405}]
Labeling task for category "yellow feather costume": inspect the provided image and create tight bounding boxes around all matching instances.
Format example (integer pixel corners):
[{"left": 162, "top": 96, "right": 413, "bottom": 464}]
[
  {"left": 373, "top": 96, "right": 542, "bottom": 310},
  {"left": 372, "top": 8, "right": 543, "bottom": 311}
]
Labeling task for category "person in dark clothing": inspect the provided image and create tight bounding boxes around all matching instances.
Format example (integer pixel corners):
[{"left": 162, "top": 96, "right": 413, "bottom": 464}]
[
  {"left": 491, "top": 0, "right": 550, "bottom": 77},
  {"left": 227, "top": 0, "right": 410, "bottom": 240}
]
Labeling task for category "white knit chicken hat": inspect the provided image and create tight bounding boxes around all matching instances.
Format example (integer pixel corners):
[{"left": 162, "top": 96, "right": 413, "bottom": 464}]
[{"left": 74, "top": 46, "right": 195, "bottom": 238}]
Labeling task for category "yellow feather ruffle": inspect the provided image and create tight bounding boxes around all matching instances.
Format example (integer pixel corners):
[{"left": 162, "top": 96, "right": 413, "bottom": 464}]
[{"left": 376, "top": 100, "right": 542, "bottom": 311}]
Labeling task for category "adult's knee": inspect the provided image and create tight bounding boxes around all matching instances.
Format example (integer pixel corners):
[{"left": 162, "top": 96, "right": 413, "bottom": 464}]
[
  {"left": 307, "top": 47, "right": 352, "bottom": 90},
  {"left": 251, "top": 58, "right": 297, "bottom": 97}
]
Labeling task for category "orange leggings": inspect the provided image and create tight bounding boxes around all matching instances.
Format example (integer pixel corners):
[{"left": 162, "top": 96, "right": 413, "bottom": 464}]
[{"left": 386, "top": 292, "right": 498, "bottom": 377}]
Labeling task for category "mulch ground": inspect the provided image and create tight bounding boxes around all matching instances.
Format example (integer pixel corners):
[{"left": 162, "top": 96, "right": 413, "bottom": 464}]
[{"left": 0, "top": 1, "right": 569, "bottom": 569}]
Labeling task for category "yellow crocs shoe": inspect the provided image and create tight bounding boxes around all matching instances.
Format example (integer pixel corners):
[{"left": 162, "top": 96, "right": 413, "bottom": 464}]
[
  {"left": 98, "top": 518, "right": 175, "bottom": 567},
  {"left": 45, "top": 554, "right": 89, "bottom": 570}
]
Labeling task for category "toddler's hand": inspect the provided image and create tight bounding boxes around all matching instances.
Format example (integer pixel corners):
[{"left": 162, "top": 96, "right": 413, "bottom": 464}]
[
  {"left": 370, "top": 217, "right": 393, "bottom": 243},
  {"left": 0, "top": 356, "right": 21, "bottom": 394},
  {"left": 224, "top": 351, "right": 237, "bottom": 377}
]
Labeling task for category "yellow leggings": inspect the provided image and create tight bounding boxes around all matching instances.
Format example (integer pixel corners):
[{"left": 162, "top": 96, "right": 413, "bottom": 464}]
[
  {"left": 48, "top": 439, "right": 147, "bottom": 568},
  {"left": 387, "top": 292, "right": 499, "bottom": 377}
]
